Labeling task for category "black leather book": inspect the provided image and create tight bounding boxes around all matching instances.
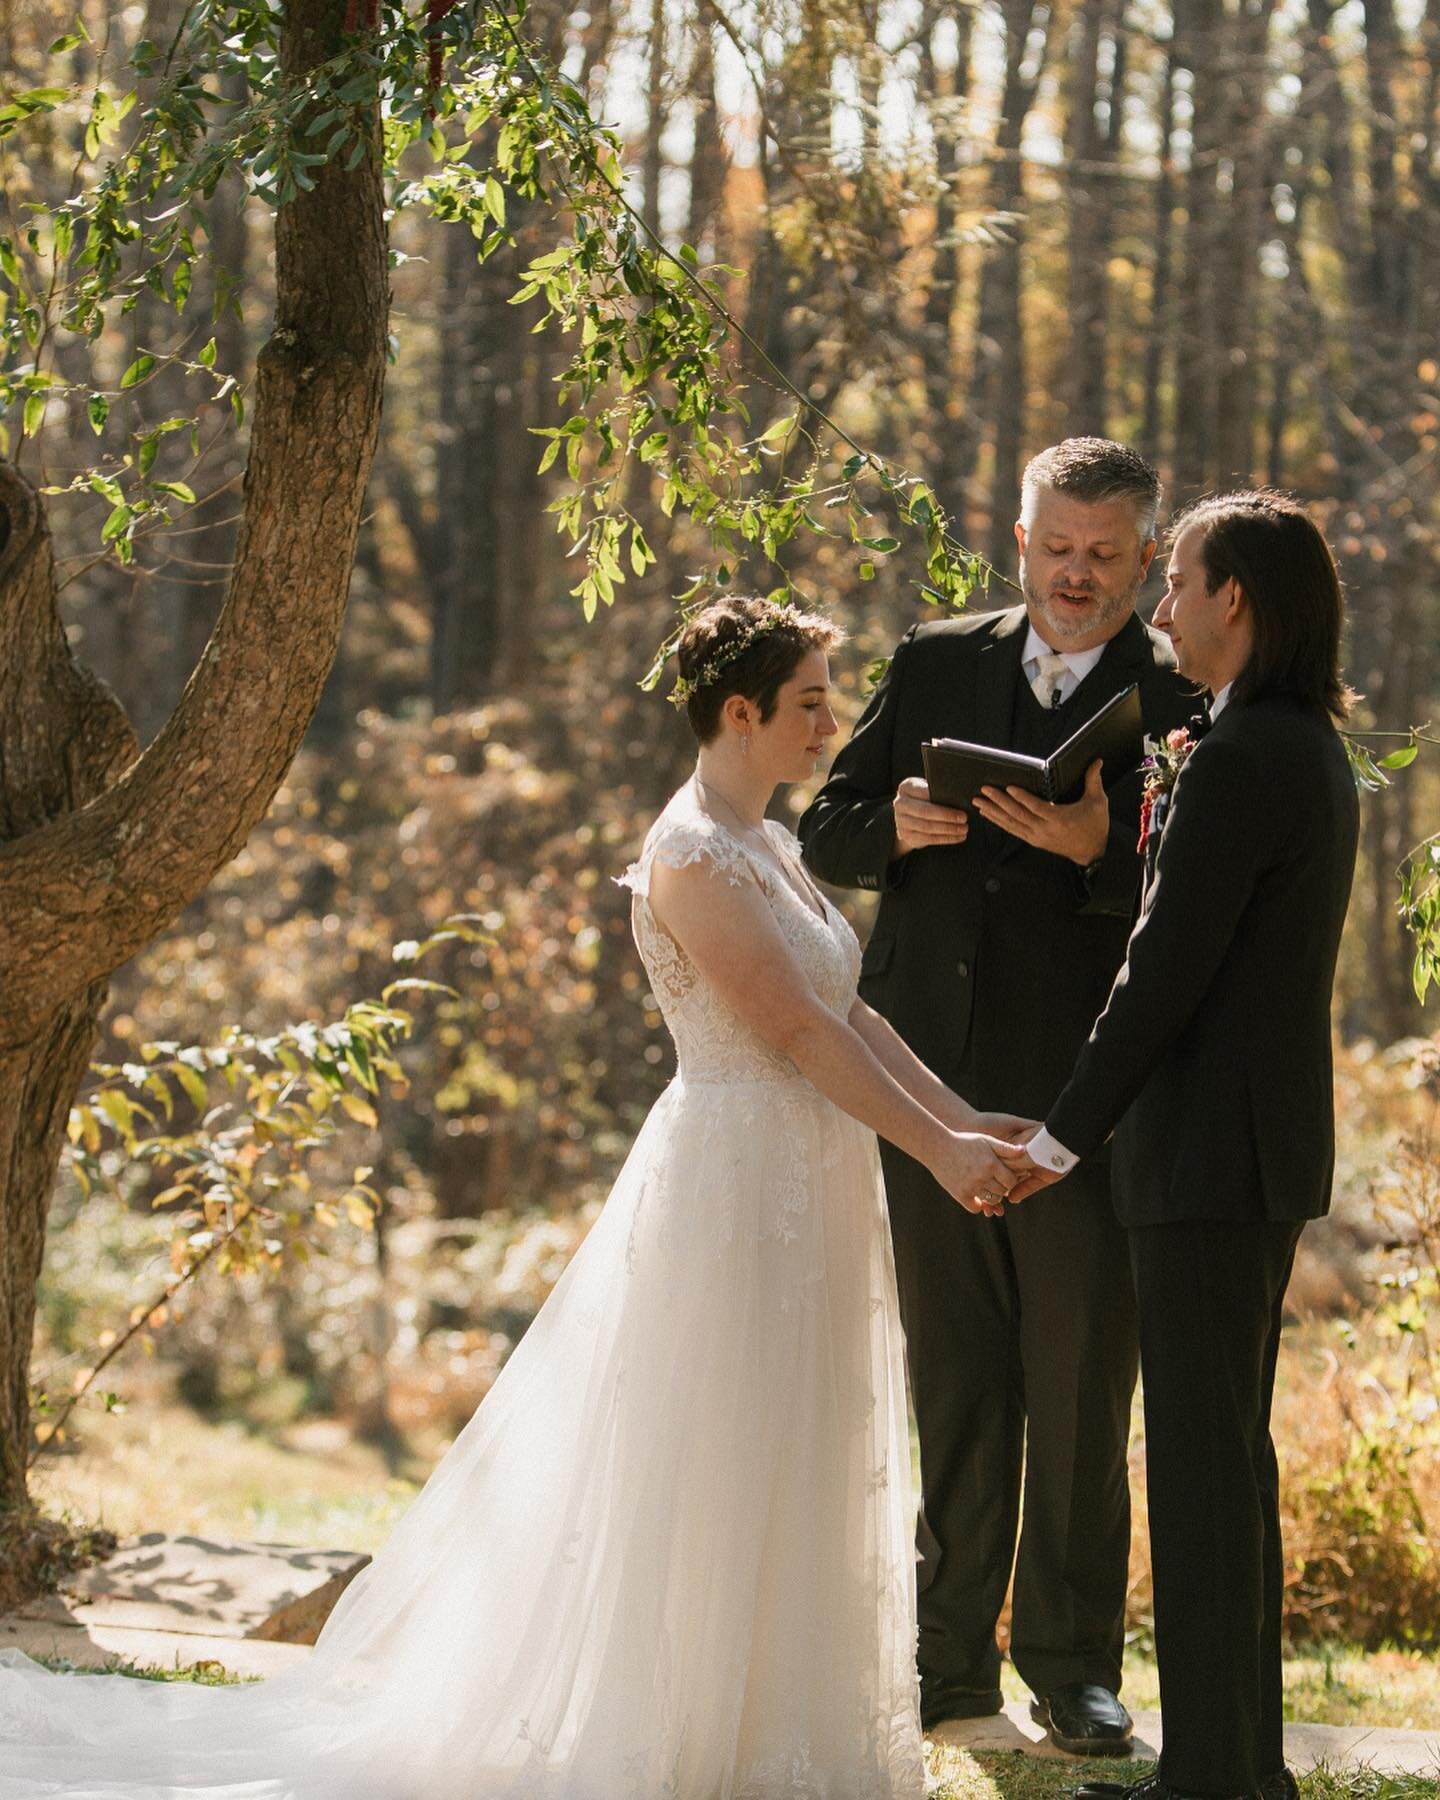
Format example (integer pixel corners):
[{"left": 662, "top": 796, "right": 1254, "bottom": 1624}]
[{"left": 920, "top": 682, "right": 1144, "bottom": 809}]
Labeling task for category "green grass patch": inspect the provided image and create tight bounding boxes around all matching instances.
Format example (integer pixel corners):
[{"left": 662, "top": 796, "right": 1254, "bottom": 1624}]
[
  {"left": 999, "top": 1651, "right": 1440, "bottom": 1734},
  {"left": 930, "top": 1757, "right": 1440, "bottom": 1799}
]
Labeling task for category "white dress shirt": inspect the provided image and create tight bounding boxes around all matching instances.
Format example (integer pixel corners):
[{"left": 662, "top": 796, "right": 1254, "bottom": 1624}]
[
  {"left": 1209, "top": 681, "right": 1233, "bottom": 720},
  {"left": 1020, "top": 629, "right": 1111, "bottom": 1174},
  {"left": 1022, "top": 626, "right": 1106, "bottom": 708}
]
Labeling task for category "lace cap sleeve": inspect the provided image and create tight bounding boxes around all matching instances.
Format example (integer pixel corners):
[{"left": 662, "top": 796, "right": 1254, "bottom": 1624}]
[{"left": 616, "top": 817, "right": 760, "bottom": 901}]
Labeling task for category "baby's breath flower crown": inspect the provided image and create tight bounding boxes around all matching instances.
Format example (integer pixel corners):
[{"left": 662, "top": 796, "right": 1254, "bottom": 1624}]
[{"left": 665, "top": 601, "right": 793, "bottom": 708}]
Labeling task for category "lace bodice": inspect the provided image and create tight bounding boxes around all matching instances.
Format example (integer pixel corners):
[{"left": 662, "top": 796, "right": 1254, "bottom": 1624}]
[{"left": 618, "top": 799, "right": 861, "bottom": 1086}]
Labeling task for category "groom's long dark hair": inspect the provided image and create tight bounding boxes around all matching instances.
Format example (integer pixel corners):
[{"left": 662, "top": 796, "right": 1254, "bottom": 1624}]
[{"left": 1174, "top": 490, "right": 1353, "bottom": 722}]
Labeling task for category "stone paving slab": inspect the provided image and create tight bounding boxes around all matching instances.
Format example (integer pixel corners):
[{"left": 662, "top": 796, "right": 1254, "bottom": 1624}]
[
  {"left": 12, "top": 1532, "right": 370, "bottom": 1644},
  {"left": 0, "top": 1616, "right": 310, "bottom": 1680},
  {"left": 930, "top": 1702, "right": 1440, "bottom": 1778}
]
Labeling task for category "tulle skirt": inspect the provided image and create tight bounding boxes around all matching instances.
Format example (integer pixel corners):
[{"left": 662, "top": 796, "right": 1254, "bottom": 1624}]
[{"left": 0, "top": 1074, "right": 924, "bottom": 1798}]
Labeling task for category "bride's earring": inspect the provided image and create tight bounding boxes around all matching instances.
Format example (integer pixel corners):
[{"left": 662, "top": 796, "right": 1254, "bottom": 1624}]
[{"left": 740, "top": 733, "right": 750, "bottom": 756}]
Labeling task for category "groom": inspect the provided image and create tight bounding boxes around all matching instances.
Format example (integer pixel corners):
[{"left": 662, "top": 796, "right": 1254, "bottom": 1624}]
[
  {"left": 800, "top": 438, "right": 1196, "bottom": 1752},
  {"left": 1017, "top": 491, "right": 1360, "bottom": 1800}
]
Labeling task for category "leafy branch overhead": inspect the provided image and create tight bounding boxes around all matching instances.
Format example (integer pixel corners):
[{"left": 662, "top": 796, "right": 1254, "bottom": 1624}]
[{"left": 1, "top": 2, "right": 997, "bottom": 611}]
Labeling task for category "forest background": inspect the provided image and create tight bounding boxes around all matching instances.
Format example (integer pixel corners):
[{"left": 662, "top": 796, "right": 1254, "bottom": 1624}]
[{"left": 3, "top": 0, "right": 1440, "bottom": 1693}]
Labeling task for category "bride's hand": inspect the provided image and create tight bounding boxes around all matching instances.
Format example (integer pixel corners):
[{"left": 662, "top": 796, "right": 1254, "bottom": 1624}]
[{"left": 929, "top": 1131, "right": 1026, "bottom": 1218}]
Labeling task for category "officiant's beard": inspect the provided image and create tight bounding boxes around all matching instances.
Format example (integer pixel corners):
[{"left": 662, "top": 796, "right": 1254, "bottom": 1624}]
[{"left": 1022, "top": 571, "right": 1143, "bottom": 646}]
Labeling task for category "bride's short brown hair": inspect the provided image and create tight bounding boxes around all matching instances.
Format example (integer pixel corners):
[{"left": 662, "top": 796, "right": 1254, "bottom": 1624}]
[{"left": 677, "top": 597, "right": 845, "bottom": 742}]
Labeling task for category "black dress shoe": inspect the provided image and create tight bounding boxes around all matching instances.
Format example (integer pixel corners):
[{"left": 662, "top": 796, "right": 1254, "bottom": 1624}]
[
  {"left": 918, "top": 1672, "right": 1003, "bottom": 1731},
  {"left": 1031, "top": 1681, "right": 1134, "bottom": 1755},
  {"left": 1258, "top": 1772, "right": 1299, "bottom": 1800}
]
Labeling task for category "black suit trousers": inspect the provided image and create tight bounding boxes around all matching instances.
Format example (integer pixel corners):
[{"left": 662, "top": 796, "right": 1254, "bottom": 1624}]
[
  {"left": 1130, "top": 1218, "right": 1302, "bottom": 1795},
  {"left": 882, "top": 1139, "right": 1138, "bottom": 1701}
]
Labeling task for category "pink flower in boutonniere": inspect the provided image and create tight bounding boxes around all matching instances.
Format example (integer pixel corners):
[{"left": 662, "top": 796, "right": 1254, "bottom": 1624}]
[{"left": 1137, "top": 727, "right": 1199, "bottom": 853}]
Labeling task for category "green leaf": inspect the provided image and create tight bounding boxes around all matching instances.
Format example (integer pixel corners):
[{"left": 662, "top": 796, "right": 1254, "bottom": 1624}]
[
  {"left": 483, "top": 174, "right": 506, "bottom": 227},
  {"left": 87, "top": 392, "right": 109, "bottom": 435},
  {"left": 153, "top": 480, "right": 196, "bottom": 503},
  {"left": 22, "top": 392, "right": 45, "bottom": 437},
  {"left": 120, "top": 353, "right": 155, "bottom": 389},
  {"left": 197, "top": 336, "right": 217, "bottom": 369},
  {"left": 1379, "top": 743, "right": 1419, "bottom": 770},
  {"left": 101, "top": 501, "right": 133, "bottom": 543}
]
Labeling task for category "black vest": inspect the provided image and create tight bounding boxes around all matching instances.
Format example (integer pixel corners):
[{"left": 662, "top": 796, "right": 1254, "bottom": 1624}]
[{"left": 1009, "top": 669, "right": 1094, "bottom": 762}]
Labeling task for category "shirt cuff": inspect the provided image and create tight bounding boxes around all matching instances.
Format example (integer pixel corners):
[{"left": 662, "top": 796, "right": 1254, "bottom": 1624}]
[{"left": 1028, "top": 1126, "right": 1079, "bottom": 1175}]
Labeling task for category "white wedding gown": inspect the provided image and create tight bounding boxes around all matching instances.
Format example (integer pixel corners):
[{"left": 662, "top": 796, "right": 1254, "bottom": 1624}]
[{"left": 0, "top": 798, "right": 925, "bottom": 1799}]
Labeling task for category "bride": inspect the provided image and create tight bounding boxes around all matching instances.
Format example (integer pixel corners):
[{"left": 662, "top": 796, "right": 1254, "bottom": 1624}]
[{"left": 0, "top": 595, "right": 1030, "bottom": 1799}]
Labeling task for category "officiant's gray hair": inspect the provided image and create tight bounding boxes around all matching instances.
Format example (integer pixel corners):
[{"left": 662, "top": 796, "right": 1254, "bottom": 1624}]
[{"left": 1020, "top": 438, "right": 1162, "bottom": 541}]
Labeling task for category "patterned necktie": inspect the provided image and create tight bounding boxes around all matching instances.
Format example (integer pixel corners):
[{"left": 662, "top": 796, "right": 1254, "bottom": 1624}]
[{"left": 1030, "top": 650, "right": 1070, "bottom": 710}]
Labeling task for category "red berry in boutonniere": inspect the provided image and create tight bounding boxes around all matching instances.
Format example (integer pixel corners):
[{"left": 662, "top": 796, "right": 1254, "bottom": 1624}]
[{"left": 1137, "top": 727, "right": 1198, "bottom": 853}]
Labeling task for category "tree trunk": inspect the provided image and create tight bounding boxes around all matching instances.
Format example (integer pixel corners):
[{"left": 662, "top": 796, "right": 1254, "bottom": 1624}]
[
  {"left": 918, "top": 1, "right": 976, "bottom": 532},
  {"left": 1063, "top": 0, "right": 1111, "bottom": 436},
  {"left": 0, "top": 0, "right": 388, "bottom": 1511},
  {"left": 0, "top": 470, "right": 137, "bottom": 1510},
  {"left": 1171, "top": 0, "right": 1223, "bottom": 500},
  {"left": 1139, "top": 32, "right": 1176, "bottom": 464},
  {"left": 974, "top": 0, "right": 1050, "bottom": 569}
]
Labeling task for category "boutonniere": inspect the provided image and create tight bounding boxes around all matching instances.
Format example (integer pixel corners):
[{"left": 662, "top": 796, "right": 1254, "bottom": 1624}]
[{"left": 1138, "top": 727, "right": 1199, "bottom": 853}]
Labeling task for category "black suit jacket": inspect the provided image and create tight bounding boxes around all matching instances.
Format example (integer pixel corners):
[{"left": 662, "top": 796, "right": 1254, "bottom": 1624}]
[
  {"left": 1047, "top": 694, "right": 1360, "bottom": 1224},
  {"left": 798, "top": 606, "right": 1199, "bottom": 1118}
]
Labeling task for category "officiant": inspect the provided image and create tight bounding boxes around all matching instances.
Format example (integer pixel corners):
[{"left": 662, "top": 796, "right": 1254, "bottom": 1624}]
[{"left": 800, "top": 438, "right": 1196, "bottom": 1755}]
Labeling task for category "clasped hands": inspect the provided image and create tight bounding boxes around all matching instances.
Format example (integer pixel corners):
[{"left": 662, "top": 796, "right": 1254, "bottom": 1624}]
[
  {"left": 934, "top": 1114, "right": 1067, "bottom": 1218},
  {"left": 892, "top": 759, "right": 1110, "bottom": 867}
]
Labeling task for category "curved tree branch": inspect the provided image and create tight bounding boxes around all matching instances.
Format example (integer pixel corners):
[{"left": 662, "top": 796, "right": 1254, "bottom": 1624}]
[{"left": 0, "top": 0, "right": 388, "bottom": 1057}]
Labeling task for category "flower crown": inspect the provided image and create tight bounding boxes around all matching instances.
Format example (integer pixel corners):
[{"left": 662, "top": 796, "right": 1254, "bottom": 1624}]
[{"left": 665, "top": 604, "right": 793, "bottom": 709}]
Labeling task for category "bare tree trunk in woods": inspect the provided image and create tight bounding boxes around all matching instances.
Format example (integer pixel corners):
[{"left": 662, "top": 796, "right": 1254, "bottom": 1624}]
[
  {"left": 642, "top": 0, "right": 666, "bottom": 238},
  {"left": 973, "top": 0, "right": 1050, "bottom": 569},
  {"left": 1211, "top": 0, "right": 1276, "bottom": 483},
  {"left": 1140, "top": 33, "right": 1177, "bottom": 465},
  {"left": 0, "top": 0, "right": 388, "bottom": 1514},
  {"left": 1063, "top": 0, "right": 1112, "bottom": 436},
  {"left": 686, "top": 17, "right": 725, "bottom": 260},
  {"left": 1170, "top": 0, "right": 1223, "bottom": 500},
  {"left": 918, "top": 2, "right": 977, "bottom": 532}
]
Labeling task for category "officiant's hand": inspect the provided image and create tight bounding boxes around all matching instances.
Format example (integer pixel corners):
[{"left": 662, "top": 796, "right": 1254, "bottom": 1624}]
[
  {"left": 973, "top": 758, "right": 1109, "bottom": 866},
  {"left": 893, "top": 776, "right": 969, "bottom": 857}
]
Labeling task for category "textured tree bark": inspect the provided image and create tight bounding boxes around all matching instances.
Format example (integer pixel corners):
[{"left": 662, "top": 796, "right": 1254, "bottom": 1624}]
[
  {"left": 1139, "top": 36, "right": 1176, "bottom": 464},
  {"left": 0, "top": 0, "right": 387, "bottom": 1509},
  {"left": 918, "top": 0, "right": 976, "bottom": 534},
  {"left": 0, "top": 472, "right": 137, "bottom": 1509},
  {"left": 1171, "top": 0, "right": 1223, "bottom": 500},
  {"left": 974, "top": 0, "right": 1050, "bottom": 568},
  {"left": 1062, "top": 0, "right": 1111, "bottom": 437}
]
